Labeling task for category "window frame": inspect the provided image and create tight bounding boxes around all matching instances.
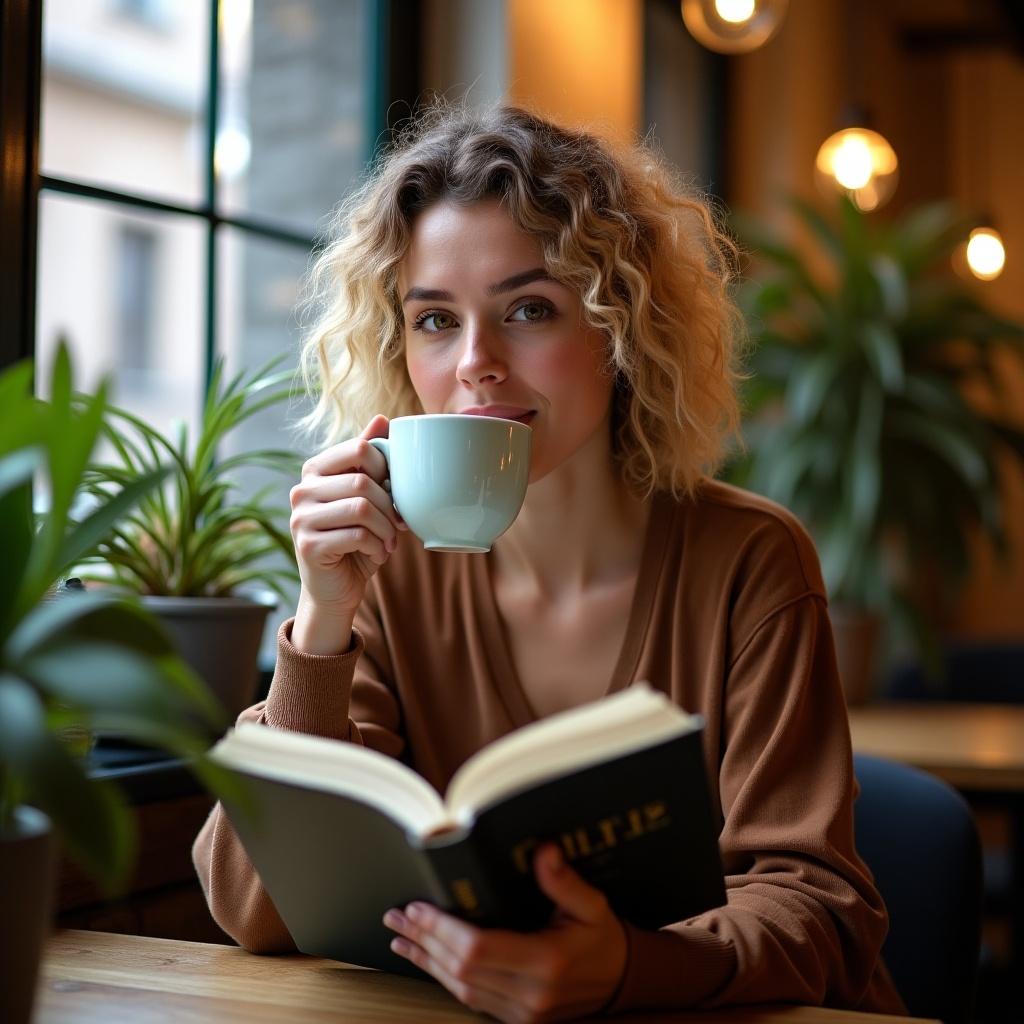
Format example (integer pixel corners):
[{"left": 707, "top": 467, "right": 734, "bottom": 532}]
[
  {"left": 0, "top": 0, "right": 42, "bottom": 371},
  {"left": 0, "top": 0, "right": 421, "bottom": 381}
]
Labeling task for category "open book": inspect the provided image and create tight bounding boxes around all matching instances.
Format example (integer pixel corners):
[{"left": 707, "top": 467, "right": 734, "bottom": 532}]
[{"left": 211, "top": 684, "right": 726, "bottom": 976}]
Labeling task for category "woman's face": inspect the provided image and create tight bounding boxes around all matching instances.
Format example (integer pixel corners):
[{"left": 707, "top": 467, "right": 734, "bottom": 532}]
[{"left": 398, "top": 200, "right": 613, "bottom": 484}]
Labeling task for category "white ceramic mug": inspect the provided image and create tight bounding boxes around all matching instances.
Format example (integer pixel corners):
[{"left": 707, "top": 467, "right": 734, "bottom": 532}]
[{"left": 368, "top": 414, "right": 532, "bottom": 553}]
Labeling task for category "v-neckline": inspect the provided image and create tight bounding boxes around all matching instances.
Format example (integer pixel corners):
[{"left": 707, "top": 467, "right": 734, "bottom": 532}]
[{"left": 472, "top": 491, "right": 676, "bottom": 729}]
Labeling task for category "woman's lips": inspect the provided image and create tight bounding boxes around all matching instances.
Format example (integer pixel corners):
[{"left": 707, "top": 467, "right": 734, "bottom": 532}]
[{"left": 459, "top": 406, "right": 536, "bottom": 425}]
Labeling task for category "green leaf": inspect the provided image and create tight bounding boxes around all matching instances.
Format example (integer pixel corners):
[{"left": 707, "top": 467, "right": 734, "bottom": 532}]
[
  {"left": 847, "top": 377, "right": 883, "bottom": 534},
  {"left": 790, "top": 195, "right": 846, "bottom": 265},
  {"left": 81, "top": 355, "right": 294, "bottom": 598},
  {"left": 17, "top": 640, "right": 220, "bottom": 727},
  {"left": 730, "top": 212, "right": 827, "bottom": 309},
  {"left": 0, "top": 362, "right": 43, "bottom": 455},
  {"left": 17, "top": 594, "right": 155, "bottom": 669},
  {"left": 0, "top": 455, "right": 39, "bottom": 639},
  {"left": 60, "top": 466, "right": 170, "bottom": 573},
  {"left": 750, "top": 429, "right": 819, "bottom": 507},
  {"left": 860, "top": 322, "right": 905, "bottom": 391},
  {"left": 887, "top": 201, "right": 969, "bottom": 278},
  {"left": 887, "top": 410, "right": 989, "bottom": 487},
  {"left": 785, "top": 352, "right": 841, "bottom": 424},
  {"left": 7, "top": 594, "right": 224, "bottom": 729},
  {"left": 868, "top": 254, "right": 908, "bottom": 320},
  {"left": 0, "top": 674, "right": 135, "bottom": 892}
]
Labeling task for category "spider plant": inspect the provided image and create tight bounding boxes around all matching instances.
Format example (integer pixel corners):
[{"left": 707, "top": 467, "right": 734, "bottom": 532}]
[{"left": 77, "top": 357, "right": 301, "bottom": 600}]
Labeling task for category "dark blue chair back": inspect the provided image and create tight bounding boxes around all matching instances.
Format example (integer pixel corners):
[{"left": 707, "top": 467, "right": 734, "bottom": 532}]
[
  {"left": 886, "top": 642, "right": 1024, "bottom": 704},
  {"left": 853, "top": 753, "right": 982, "bottom": 1024}
]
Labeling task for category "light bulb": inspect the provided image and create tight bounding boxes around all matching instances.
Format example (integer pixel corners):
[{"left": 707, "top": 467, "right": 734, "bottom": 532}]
[
  {"left": 815, "top": 127, "right": 899, "bottom": 211},
  {"left": 681, "top": 0, "right": 787, "bottom": 54},
  {"left": 966, "top": 227, "right": 1006, "bottom": 281},
  {"left": 716, "top": 0, "right": 756, "bottom": 23}
]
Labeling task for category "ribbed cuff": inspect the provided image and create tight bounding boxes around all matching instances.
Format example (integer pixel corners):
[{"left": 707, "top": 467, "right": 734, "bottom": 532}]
[
  {"left": 263, "top": 617, "right": 364, "bottom": 739},
  {"left": 605, "top": 922, "right": 737, "bottom": 1013}
]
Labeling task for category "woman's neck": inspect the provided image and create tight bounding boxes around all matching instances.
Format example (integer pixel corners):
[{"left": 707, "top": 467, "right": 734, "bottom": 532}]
[{"left": 492, "top": 424, "right": 651, "bottom": 600}]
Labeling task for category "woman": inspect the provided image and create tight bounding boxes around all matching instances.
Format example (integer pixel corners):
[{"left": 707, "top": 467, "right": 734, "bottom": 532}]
[{"left": 194, "top": 105, "right": 905, "bottom": 1020}]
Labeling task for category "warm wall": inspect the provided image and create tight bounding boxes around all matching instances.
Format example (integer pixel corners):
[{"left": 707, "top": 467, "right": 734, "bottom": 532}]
[
  {"left": 506, "top": 0, "right": 643, "bottom": 143},
  {"left": 729, "top": 0, "right": 1024, "bottom": 639},
  {"left": 421, "top": 0, "right": 508, "bottom": 110},
  {"left": 947, "top": 51, "right": 1024, "bottom": 637}
]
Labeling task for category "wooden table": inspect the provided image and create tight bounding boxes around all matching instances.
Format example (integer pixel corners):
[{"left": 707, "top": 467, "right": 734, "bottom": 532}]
[
  {"left": 848, "top": 700, "right": 1024, "bottom": 983},
  {"left": 847, "top": 701, "right": 1024, "bottom": 791},
  {"left": 36, "top": 930, "right": 933, "bottom": 1023}
]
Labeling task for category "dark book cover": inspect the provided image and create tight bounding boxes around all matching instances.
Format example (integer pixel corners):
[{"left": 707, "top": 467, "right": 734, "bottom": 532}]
[{"left": 221, "top": 726, "right": 725, "bottom": 978}]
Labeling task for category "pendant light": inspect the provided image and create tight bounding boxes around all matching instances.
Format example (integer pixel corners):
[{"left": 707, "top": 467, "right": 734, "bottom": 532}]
[
  {"left": 965, "top": 227, "right": 1006, "bottom": 281},
  {"left": 680, "top": 0, "right": 788, "bottom": 55},
  {"left": 815, "top": 3, "right": 898, "bottom": 211},
  {"left": 962, "top": 59, "right": 1006, "bottom": 281}
]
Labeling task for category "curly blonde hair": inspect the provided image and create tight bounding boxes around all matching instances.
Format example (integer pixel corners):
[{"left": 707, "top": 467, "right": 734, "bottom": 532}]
[{"left": 299, "top": 104, "right": 744, "bottom": 498}]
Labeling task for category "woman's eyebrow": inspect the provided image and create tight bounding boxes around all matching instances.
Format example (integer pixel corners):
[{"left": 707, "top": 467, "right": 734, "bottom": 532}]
[
  {"left": 487, "top": 267, "right": 552, "bottom": 295},
  {"left": 402, "top": 286, "right": 454, "bottom": 303},
  {"left": 401, "top": 267, "right": 552, "bottom": 305}
]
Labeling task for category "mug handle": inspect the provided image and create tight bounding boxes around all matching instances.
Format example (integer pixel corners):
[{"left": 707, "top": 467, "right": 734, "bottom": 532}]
[{"left": 367, "top": 437, "right": 391, "bottom": 492}]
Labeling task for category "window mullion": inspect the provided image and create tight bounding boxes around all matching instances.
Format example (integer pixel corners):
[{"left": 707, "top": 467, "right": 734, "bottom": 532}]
[{"left": 203, "top": 0, "right": 221, "bottom": 402}]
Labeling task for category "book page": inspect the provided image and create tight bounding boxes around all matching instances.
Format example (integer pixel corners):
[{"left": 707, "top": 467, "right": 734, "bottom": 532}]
[
  {"left": 210, "top": 724, "right": 449, "bottom": 837},
  {"left": 445, "top": 684, "right": 700, "bottom": 821}
]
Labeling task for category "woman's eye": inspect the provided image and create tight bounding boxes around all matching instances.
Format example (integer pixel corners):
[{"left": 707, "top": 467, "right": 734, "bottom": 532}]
[
  {"left": 413, "top": 311, "right": 457, "bottom": 332},
  {"left": 509, "top": 301, "right": 553, "bottom": 323}
]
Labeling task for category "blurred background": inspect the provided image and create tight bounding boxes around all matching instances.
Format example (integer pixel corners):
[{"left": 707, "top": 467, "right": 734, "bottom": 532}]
[
  {"left": 3, "top": 0, "right": 1023, "bottom": 1018},
  {"left": 21, "top": 0, "right": 1024, "bottom": 661}
]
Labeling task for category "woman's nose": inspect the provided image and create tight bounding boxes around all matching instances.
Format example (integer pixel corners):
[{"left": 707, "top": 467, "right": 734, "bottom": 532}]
[{"left": 456, "top": 323, "right": 507, "bottom": 386}]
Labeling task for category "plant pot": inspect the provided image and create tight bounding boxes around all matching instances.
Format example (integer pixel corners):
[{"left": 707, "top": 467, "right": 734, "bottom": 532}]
[
  {"left": 829, "top": 605, "right": 883, "bottom": 706},
  {"left": 0, "top": 806, "right": 57, "bottom": 1024},
  {"left": 143, "top": 592, "right": 276, "bottom": 724}
]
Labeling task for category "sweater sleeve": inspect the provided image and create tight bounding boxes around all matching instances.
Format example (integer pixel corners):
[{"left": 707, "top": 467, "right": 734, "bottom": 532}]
[
  {"left": 192, "top": 607, "right": 405, "bottom": 952},
  {"left": 607, "top": 594, "right": 905, "bottom": 1015}
]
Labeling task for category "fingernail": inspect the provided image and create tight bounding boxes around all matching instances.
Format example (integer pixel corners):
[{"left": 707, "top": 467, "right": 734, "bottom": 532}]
[
  {"left": 383, "top": 909, "right": 404, "bottom": 929},
  {"left": 406, "top": 902, "right": 424, "bottom": 922}
]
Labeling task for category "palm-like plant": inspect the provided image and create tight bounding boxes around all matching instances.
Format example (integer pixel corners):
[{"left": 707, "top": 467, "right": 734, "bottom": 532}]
[
  {"left": 76, "top": 357, "right": 300, "bottom": 600},
  {"left": 0, "top": 345, "right": 232, "bottom": 890},
  {"left": 730, "top": 196, "right": 1024, "bottom": 660}
]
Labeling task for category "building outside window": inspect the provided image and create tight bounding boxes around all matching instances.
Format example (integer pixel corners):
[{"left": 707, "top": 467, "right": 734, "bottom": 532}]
[
  {"left": 115, "top": 223, "right": 158, "bottom": 372},
  {"left": 31, "top": 0, "right": 384, "bottom": 658}
]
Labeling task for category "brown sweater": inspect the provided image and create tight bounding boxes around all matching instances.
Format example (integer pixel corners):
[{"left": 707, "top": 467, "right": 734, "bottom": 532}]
[{"left": 193, "top": 479, "right": 906, "bottom": 1015}]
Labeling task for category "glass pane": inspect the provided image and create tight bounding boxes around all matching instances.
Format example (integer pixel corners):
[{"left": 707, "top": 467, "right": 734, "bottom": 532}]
[
  {"left": 219, "top": 228, "right": 316, "bottom": 661},
  {"left": 41, "top": 0, "right": 209, "bottom": 205},
  {"left": 36, "top": 191, "right": 206, "bottom": 442},
  {"left": 218, "top": 0, "right": 369, "bottom": 234}
]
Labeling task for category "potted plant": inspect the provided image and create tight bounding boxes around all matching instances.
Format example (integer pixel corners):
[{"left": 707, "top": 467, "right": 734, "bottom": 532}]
[
  {"left": 0, "top": 346, "right": 234, "bottom": 1024},
  {"left": 75, "top": 357, "right": 301, "bottom": 720},
  {"left": 729, "top": 196, "right": 1024, "bottom": 701}
]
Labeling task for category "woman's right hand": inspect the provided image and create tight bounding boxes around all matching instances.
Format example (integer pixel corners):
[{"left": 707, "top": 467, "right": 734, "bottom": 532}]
[{"left": 289, "top": 415, "right": 406, "bottom": 626}]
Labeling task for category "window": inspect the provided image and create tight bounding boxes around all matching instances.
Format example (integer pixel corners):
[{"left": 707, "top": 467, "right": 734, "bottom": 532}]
[
  {"left": 1, "top": 0, "right": 413, "bottom": 661},
  {"left": 115, "top": 0, "right": 174, "bottom": 32},
  {"left": 115, "top": 224, "right": 158, "bottom": 371},
  {"left": 37, "top": 0, "right": 377, "bottom": 430}
]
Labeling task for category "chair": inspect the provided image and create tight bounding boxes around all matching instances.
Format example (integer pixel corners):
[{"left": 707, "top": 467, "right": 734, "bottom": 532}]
[
  {"left": 853, "top": 753, "right": 983, "bottom": 1024},
  {"left": 884, "top": 642, "right": 1024, "bottom": 987},
  {"left": 886, "top": 641, "right": 1024, "bottom": 704}
]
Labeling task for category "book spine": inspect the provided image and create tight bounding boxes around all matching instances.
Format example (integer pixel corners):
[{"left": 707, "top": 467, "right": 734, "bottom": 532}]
[{"left": 417, "top": 829, "right": 503, "bottom": 926}]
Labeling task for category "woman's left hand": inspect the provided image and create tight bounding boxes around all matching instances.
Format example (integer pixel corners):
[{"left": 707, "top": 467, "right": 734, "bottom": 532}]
[{"left": 383, "top": 844, "right": 628, "bottom": 1023}]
